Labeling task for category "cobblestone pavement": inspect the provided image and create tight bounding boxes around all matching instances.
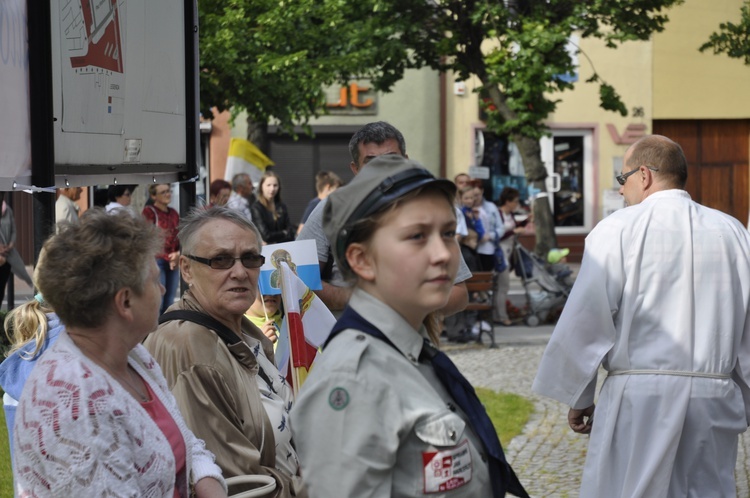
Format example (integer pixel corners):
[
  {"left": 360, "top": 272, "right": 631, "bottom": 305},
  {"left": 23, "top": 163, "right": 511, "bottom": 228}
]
[{"left": 447, "top": 343, "right": 750, "bottom": 497}]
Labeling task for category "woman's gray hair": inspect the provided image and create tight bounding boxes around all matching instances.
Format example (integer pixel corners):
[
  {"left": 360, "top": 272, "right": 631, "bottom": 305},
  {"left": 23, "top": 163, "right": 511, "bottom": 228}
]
[
  {"left": 179, "top": 206, "right": 263, "bottom": 254},
  {"left": 36, "top": 208, "right": 163, "bottom": 328}
]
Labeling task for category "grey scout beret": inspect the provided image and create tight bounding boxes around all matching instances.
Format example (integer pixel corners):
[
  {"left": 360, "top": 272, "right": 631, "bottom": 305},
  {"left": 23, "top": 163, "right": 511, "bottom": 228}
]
[{"left": 322, "top": 154, "right": 456, "bottom": 271}]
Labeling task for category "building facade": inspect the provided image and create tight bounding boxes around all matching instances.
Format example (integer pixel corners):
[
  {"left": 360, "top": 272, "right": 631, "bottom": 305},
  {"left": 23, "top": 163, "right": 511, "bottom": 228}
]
[
  {"left": 208, "top": 68, "right": 442, "bottom": 227},
  {"left": 205, "top": 0, "right": 750, "bottom": 253},
  {"left": 445, "top": 0, "right": 750, "bottom": 258}
]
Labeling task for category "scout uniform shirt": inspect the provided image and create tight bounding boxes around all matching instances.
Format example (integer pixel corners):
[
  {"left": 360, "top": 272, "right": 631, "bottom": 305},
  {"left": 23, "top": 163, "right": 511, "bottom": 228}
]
[{"left": 290, "top": 289, "right": 492, "bottom": 497}]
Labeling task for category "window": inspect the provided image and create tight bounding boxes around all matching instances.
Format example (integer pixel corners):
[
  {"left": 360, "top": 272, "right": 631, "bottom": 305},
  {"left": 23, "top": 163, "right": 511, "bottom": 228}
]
[{"left": 540, "top": 130, "right": 594, "bottom": 231}]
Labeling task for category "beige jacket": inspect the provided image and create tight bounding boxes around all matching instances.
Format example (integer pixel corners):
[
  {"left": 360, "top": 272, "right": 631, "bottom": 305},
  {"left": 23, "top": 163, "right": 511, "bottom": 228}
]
[{"left": 144, "top": 291, "right": 306, "bottom": 497}]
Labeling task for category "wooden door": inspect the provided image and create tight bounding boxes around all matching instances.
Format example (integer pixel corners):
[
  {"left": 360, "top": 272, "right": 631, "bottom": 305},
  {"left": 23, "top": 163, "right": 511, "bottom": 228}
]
[{"left": 653, "top": 120, "right": 749, "bottom": 225}]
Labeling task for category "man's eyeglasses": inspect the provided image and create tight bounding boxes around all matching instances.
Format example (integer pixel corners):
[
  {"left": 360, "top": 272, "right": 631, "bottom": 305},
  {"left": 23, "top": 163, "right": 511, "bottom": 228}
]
[
  {"left": 616, "top": 166, "right": 660, "bottom": 186},
  {"left": 186, "top": 253, "right": 266, "bottom": 270}
]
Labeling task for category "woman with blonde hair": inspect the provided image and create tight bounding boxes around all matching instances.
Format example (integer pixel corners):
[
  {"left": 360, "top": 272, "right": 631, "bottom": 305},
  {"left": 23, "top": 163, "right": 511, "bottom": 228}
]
[{"left": 251, "top": 171, "right": 295, "bottom": 243}]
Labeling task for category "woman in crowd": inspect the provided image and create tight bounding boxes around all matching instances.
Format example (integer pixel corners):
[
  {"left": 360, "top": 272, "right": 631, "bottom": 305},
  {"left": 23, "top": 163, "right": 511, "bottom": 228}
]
[
  {"left": 143, "top": 183, "right": 181, "bottom": 314},
  {"left": 144, "top": 207, "right": 305, "bottom": 497},
  {"left": 291, "top": 155, "right": 528, "bottom": 498},
  {"left": 473, "top": 182, "right": 504, "bottom": 272},
  {"left": 208, "top": 179, "right": 232, "bottom": 207},
  {"left": 494, "top": 187, "right": 527, "bottom": 326},
  {"left": 0, "top": 193, "right": 32, "bottom": 306},
  {"left": 13, "top": 210, "right": 226, "bottom": 497},
  {"left": 251, "top": 171, "right": 295, "bottom": 244},
  {"left": 105, "top": 184, "right": 136, "bottom": 214},
  {"left": 457, "top": 185, "right": 485, "bottom": 272}
]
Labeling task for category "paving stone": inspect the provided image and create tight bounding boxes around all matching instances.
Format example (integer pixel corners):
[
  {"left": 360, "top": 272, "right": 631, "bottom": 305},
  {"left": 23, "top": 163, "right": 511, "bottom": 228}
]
[{"left": 447, "top": 341, "right": 750, "bottom": 497}]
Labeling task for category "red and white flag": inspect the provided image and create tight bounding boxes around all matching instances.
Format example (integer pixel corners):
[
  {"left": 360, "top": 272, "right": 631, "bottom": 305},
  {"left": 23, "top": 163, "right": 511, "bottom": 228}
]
[{"left": 276, "top": 262, "right": 335, "bottom": 393}]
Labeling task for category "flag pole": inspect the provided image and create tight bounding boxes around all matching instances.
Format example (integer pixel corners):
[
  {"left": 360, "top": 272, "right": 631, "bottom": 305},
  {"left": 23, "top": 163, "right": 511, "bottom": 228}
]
[
  {"left": 259, "top": 284, "right": 269, "bottom": 322},
  {"left": 279, "top": 262, "right": 304, "bottom": 396}
]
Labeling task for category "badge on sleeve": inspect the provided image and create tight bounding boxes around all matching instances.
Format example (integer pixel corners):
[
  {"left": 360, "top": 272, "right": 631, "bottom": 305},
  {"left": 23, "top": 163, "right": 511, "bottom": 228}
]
[
  {"left": 422, "top": 441, "right": 472, "bottom": 493},
  {"left": 328, "top": 387, "right": 350, "bottom": 410}
]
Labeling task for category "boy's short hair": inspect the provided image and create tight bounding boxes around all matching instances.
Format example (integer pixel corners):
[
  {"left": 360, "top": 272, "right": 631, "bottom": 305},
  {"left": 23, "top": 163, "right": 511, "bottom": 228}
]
[{"left": 315, "top": 171, "right": 343, "bottom": 194}]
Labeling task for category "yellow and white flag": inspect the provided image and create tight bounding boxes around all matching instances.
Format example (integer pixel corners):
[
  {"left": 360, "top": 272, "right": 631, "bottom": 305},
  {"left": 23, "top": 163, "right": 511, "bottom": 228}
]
[{"left": 224, "top": 138, "right": 275, "bottom": 185}]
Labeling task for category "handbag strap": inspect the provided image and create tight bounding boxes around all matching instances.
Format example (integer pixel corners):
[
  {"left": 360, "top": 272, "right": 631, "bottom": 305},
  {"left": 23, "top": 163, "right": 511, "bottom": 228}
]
[
  {"left": 159, "top": 309, "right": 274, "bottom": 388},
  {"left": 147, "top": 205, "right": 160, "bottom": 225},
  {"left": 161, "top": 309, "right": 243, "bottom": 345}
]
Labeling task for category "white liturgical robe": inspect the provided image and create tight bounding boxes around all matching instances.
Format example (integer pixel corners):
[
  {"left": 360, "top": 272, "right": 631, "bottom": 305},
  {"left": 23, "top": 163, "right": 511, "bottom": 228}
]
[{"left": 533, "top": 189, "right": 750, "bottom": 497}]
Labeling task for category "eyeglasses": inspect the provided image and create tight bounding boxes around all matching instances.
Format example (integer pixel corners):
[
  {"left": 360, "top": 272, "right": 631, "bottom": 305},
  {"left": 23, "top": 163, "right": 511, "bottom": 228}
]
[
  {"left": 156, "top": 189, "right": 173, "bottom": 195},
  {"left": 186, "top": 253, "right": 266, "bottom": 270},
  {"left": 616, "top": 166, "right": 660, "bottom": 186}
]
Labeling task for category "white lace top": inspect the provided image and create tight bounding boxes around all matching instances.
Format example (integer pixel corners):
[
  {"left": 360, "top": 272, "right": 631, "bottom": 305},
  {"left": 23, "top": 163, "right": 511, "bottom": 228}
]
[{"left": 13, "top": 332, "right": 225, "bottom": 497}]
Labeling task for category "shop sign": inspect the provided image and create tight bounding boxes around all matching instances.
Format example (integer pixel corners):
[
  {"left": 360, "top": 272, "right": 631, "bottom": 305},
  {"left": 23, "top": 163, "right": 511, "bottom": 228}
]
[
  {"left": 325, "top": 81, "right": 377, "bottom": 115},
  {"left": 607, "top": 123, "right": 647, "bottom": 145}
]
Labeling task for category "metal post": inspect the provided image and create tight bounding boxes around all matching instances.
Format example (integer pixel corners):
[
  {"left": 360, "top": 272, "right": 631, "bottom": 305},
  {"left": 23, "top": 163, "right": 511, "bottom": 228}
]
[{"left": 28, "top": 0, "right": 56, "bottom": 263}]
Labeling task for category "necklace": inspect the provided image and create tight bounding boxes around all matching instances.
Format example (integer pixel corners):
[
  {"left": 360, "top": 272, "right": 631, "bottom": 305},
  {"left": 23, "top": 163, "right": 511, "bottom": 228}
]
[
  {"left": 69, "top": 332, "right": 149, "bottom": 402},
  {"left": 118, "top": 366, "right": 150, "bottom": 403}
]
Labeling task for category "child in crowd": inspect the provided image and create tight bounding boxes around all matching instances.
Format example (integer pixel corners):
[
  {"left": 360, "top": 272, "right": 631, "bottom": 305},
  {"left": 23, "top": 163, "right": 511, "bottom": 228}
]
[
  {"left": 290, "top": 155, "right": 528, "bottom": 498},
  {"left": 0, "top": 295, "right": 61, "bottom": 462},
  {"left": 297, "top": 171, "right": 343, "bottom": 235},
  {"left": 245, "top": 291, "right": 282, "bottom": 345}
]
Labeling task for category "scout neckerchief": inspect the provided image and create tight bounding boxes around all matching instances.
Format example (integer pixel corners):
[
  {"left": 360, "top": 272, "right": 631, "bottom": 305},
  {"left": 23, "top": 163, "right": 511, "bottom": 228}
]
[{"left": 324, "top": 306, "right": 529, "bottom": 498}]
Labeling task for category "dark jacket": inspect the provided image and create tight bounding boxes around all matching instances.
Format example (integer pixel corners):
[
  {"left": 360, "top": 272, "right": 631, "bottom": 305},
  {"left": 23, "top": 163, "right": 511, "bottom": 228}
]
[{"left": 251, "top": 201, "right": 295, "bottom": 243}]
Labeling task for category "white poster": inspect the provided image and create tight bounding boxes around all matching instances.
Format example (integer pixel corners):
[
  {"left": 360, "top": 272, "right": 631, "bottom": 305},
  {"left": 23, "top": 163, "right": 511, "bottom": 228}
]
[
  {"left": 50, "top": 0, "right": 189, "bottom": 175},
  {"left": 58, "top": 0, "right": 126, "bottom": 135},
  {"left": 603, "top": 189, "right": 625, "bottom": 218},
  {"left": 0, "top": 0, "right": 32, "bottom": 184}
]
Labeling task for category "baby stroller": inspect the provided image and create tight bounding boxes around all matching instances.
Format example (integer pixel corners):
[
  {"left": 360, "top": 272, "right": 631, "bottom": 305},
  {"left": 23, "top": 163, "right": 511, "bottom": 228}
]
[{"left": 511, "top": 242, "right": 574, "bottom": 326}]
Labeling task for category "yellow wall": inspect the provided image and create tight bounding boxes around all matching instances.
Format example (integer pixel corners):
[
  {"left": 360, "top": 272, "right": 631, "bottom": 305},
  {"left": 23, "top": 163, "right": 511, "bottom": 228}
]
[
  {"left": 445, "top": 35, "right": 654, "bottom": 219},
  {"left": 445, "top": 74, "right": 482, "bottom": 179},
  {"left": 653, "top": 0, "right": 750, "bottom": 119},
  {"left": 551, "top": 35, "right": 653, "bottom": 196}
]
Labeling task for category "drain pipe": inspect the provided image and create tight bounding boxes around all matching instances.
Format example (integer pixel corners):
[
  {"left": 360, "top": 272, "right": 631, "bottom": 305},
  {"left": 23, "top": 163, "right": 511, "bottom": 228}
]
[{"left": 439, "top": 66, "right": 447, "bottom": 179}]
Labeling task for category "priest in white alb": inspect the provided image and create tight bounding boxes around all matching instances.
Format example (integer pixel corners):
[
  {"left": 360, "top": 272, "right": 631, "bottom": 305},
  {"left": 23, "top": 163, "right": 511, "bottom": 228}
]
[{"left": 533, "top": 134, "right": 750, "bottom": 497}]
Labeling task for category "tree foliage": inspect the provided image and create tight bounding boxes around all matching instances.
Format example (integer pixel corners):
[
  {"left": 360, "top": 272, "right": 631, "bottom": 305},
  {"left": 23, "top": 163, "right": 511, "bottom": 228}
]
[
  {"left": 198, "top": 0, "right": 378, "bottom": 134},
  {"left": 700, "top": 2, "right": 750, "bottom": 64},
  {"left": 338, "top": 0, "right": 682, "bottom": 253},
  {"left": 198, "top": 0, "right": 682, "bottom": 253}
]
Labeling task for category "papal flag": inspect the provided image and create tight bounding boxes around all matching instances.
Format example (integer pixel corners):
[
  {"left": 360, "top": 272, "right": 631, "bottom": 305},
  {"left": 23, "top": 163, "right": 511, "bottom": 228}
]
[
  {"left": 276, "top": 261, "right": 335, "bottom": 393},
  {"left": 259, "top": 240, "right": 322, "bottom": 296},
  {"left": 224, "top": 137, "right": 275, "bottom": 185}
]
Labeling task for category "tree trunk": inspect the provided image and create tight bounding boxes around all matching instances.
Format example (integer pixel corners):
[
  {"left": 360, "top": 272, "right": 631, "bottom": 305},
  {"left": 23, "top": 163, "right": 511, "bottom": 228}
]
[
  {"left": 512, "top": 134, "right": 558, "bottom": 257},
  {"left": 246, "top": 117, "right": 270, "bottom": 155},
  {"left": 482, "top": 84, "right": 558, "bottom": 257}
]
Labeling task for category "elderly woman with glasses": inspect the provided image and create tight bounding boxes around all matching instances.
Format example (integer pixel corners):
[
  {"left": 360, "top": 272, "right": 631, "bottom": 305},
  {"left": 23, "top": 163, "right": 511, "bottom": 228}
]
[{"left": 144, "top": 207, "right": 306, "bottom": 498}]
